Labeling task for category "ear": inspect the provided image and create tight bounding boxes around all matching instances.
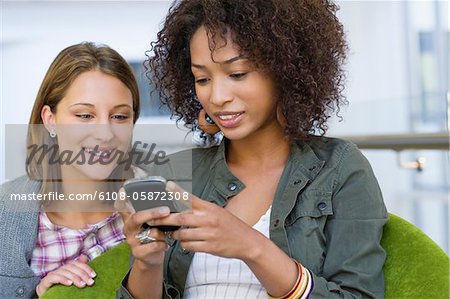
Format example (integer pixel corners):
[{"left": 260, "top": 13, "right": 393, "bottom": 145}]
[
  {"left": 198, "top": 109, "right": 220, "bottom": 135},
  {"left": 276, "top": 103, "right": 287, "bottom": 128},
  {"left": 41, "top": 105, "right": 56, "bottom": 132}
]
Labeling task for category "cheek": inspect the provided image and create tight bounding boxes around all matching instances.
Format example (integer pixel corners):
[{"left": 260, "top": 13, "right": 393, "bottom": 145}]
[
  {"left": 254, "top": 86, "right": 277, "bottom": 110},
  {"left": 57, "top": 125, "right": 89, "bottom": 145},
  {"left": 113, "top": 126, "right": 133, "bottom": 146},
  {"left": 195, "top": 87, "right": 210, "bottom": 106},
  {"left": 54, "top": 111, "right": 79, "bottom": 125}
]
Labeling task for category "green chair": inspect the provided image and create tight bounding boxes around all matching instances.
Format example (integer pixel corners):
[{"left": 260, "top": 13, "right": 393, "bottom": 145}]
[
  {"left": 41, "top": 242, "right": 131, "bottom": 299},
  {"left": 43, "top": 213, "right": 450, "bottom": 298},
  {"left": 381, "top": 213, "right": 449, "bottom": 299}
]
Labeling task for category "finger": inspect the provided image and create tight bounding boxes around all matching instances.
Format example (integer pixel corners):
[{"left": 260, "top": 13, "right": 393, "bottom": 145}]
[
  {"left": 62, "top": 263, "right": 95, "bottom": 287},
  {"left": 57, "top": 268, "right": 89, "bottom": 288},
  {"left": 166, "top": 181, "right": 209, "bottom": 212},
  {"left": 150, "top": 211, "right": 206, "bottom": 228},
  {"left": 165, "top": 181, "right": 193, "bottom": 205},
  {"left": 171, "top": 227, "right": 211, "bottom": 242},
  {"left": 179, "top": 240, "right": 210, "bottom": 253},
  {"left": 74, "top": 255, "right": 97, "bottom": 278},
  {"left": 129, "top": 225, "right": 170, "bottom": 260},
  {"left": 36, "top": 273, "right": 73, "bottom": 297},
  {"left": 127, "top": 207, "right": 171, "bottom": 231},
  {"left": 128, "top": 225, "right": 167, "bottom": 247},
  {"left": 57, "top": 268, "right": 88, "bottom": 288},
  {"left": 190, "top": 195, "right": 214, "bottom": 210},
  {"left": 131, "top": 240, "right": 169, "bottom": 260},
  {"left": 76, "top": 254, "right": 89, "bottom": 264}
]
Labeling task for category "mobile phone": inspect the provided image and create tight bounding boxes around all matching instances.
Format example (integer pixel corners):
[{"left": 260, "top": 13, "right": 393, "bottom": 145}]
[{"left": 123, "top": 176, "right": 185, "bottom": 231}]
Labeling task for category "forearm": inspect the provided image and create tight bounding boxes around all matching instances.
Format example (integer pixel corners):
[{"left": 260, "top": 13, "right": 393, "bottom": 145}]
[
  {"left": 242, "top": 231, "right": 298, "bottom": 297},
  {"left": 127, "top": 259, "right": 163, "bottom": 299}
]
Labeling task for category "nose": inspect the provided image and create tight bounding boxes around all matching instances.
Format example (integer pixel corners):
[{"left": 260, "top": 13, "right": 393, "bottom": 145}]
[
  {"left": 93, "top": 118, "right": 114, "bottom": 142},
  {"left": 210, "top": 80, "right": 233, "bottom": 107}
]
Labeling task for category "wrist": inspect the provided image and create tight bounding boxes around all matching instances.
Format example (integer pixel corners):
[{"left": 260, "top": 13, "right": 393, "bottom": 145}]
[
  {"left": 241, "top": 229, "right": 268, "bottom": 263},
  {"left": 128, "top": 259, "right": 164, "bottom": 299},
  {"left": 134, "top": 258, "right": 163, "bottom": 273}
]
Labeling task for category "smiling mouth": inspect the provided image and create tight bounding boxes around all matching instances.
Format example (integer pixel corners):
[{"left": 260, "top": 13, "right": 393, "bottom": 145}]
[
  {"left": 216, "top": 112, "right": 243, "bottom": 120},
  {"left": 82, "top": 147, "right": 115, "bottom": 159},
  {"left": 214, "top": 112, "right": 244, "bottom": 128}
]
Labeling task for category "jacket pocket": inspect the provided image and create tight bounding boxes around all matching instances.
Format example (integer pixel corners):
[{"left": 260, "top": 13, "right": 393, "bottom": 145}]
[
  {"left": 285, "top": 190, "right": 333, "bottom": 225},
  {"left": 285, "top": 190, "right": 333, "bottom": 274}
]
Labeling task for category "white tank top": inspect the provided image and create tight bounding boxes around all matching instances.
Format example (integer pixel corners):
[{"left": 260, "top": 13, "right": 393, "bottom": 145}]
[{"left": 183, "top": 207, "right": 272, "bottom": 299}]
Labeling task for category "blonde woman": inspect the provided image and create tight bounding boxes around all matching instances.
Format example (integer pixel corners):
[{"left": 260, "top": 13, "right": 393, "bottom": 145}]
[{"left": 0, "top": 42, "right": 144, "bottom": 298}]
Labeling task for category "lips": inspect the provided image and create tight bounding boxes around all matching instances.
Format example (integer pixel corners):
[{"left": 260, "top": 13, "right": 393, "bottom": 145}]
[{"left": 214, "top": 111, "right": 244, "bottom": 128}]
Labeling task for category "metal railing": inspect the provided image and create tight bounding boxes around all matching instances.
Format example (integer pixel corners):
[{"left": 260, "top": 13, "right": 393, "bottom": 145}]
[
  {"left": 340, "top": 132, "right": 449, "bottom": 151},
  {"left": 338, "top": 132, "right": 449, "bottom": 171}
]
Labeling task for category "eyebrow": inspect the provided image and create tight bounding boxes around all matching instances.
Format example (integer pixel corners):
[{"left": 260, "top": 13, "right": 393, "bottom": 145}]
[
  {"left": 69, "top": 103, "right": 132, "bottom": 109},
  {"left": 191, "top": 55, "right": 245, "bottom": 69}
]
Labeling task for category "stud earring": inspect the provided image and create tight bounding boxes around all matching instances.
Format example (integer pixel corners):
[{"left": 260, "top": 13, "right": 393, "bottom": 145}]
[{"left": 49, "top": 129, "right": 57, "bottom": 138}]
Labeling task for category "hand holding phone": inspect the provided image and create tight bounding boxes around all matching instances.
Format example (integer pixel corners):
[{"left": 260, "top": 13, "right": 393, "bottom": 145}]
[{"left": 123, "top": 176, "right": 189, "bottom": 231}]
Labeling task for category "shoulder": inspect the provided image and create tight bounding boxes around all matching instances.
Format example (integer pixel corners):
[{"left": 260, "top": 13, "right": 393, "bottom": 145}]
[
  {"left": 305, "top": 136, "right": 358, "bottom": 161},
  {"left": 303, "top": 136, "right": 370, "bottom": 172},
  {"left": 296, "top": 136, "right": 382, "bottom": 201},
  {"left": 161, "top": 146, "right": 219, "bottom": 170},
  {"left": 1, "top": 175, "right": 41, "bottom": 196},
  {"left": 191, "top": 146, "right": 220, "bottom": 164},
  {"left": 0, "top": 177, "right": 40, "bottom": 288},
  {"left": 0, "top": 176, "right": 41, "bottom": 212},
  {"left": 305, "top": 137, "right": 386, "bottom": 218}
]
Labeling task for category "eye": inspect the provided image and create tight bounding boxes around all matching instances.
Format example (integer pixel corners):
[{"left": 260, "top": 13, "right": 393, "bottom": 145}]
[
  {"left": 76, "top": 114, "right": 94, "bottom": 120},
  {"left": 230, "top": 72, "right": 247, "bottom": 80},
  {"left": 195, "top": 78, "right": 209, "bottom": 85},
  {"left": 111, "top": 114, "right": 130, "bottom": 121}
]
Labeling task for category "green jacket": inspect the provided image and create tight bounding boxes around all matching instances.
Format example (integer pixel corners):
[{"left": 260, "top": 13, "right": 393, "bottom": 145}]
[{"left": 119, "top": 137, "right": 387, "bottom": 298}]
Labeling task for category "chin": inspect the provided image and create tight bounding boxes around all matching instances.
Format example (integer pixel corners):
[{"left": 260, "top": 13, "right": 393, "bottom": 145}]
[
  {"left": 222, "top": 129, "right": 252, "bottom": 141},
  {"left": 77, "top": 165, "right": 117, "bottom": 181}
]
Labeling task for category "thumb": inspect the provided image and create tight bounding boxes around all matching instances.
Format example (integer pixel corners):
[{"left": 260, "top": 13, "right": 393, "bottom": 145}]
[
  {"left": 165, "top": 181, "right": 186, "bottom": 193},
  {"left": 166, "top": 181, "right": 211, "bottom": 212},
  {"left": 190, "top": 193, "right": 213, "bottom": 210},
  {"left": 166, "top": 181, "right": 193, "bottom": 212}
]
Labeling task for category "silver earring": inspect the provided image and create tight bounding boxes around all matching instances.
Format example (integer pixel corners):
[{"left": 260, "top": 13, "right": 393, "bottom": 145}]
[{"left": 49, "top": 129, "right": 56, "bottom": 138}]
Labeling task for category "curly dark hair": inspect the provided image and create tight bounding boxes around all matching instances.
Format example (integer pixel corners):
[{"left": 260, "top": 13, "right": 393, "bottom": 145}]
[{"left": 146, "top": 0, "right": 348, "bottom": 141}]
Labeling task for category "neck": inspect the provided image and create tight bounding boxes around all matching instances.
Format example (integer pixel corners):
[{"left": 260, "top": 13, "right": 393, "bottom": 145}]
[
  {"left": 44, "top": 180, "right": 114, "bottom": 212},
  {"left": 226, "top": 125, "right": 290, "bottom": 170},
  {"left": 62, "top": 180, "right": 110, "bottom": 195},
  {"left": 46, "top": 210, "right": 115, "bottom": 229}
]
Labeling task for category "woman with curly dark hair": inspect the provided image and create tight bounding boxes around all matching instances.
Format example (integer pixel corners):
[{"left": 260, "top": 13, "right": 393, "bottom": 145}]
[{"left": 118, "top": 0, "right": 387, "bottom": 298}]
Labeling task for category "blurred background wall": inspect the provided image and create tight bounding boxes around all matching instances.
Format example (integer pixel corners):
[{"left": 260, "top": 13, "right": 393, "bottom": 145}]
[{"left": 1, "top": 0, "right": 448, "bottom": 253}]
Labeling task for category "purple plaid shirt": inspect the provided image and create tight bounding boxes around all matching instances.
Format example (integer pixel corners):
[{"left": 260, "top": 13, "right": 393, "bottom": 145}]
[{"left": 30, "top": 211, "right": 125, "bottom": 278}]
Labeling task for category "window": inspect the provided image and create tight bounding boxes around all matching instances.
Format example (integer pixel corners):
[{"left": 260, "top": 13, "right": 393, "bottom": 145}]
[{"left": 129, "top": 62, "right": 171, "bottom": 117}]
